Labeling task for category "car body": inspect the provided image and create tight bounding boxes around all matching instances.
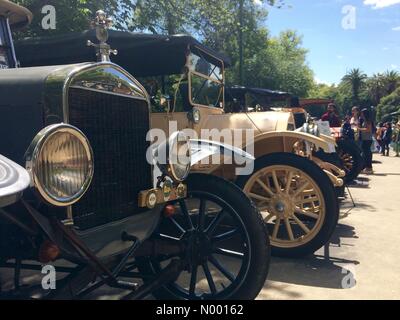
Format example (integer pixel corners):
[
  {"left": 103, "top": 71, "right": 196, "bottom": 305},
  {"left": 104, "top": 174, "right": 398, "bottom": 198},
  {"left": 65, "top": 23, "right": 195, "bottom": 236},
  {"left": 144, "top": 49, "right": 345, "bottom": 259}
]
[{"left": 0, "top": 5, "right": 270, "bottom": 300}]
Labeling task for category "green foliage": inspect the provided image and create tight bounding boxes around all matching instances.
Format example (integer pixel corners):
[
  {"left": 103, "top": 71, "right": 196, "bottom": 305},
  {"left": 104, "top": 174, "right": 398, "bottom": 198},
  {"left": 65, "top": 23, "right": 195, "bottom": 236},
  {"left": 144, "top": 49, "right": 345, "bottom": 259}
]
[
  {"left": 227, "top": 29, "right": 314, "bottom": 97},
  {"left": 382, "top": 70, "right": 399, "bottom": 95},
  {"left": 309, "top": 68, "right": 400, "bottom": 119},
  {"left": 308, "top": 83, "right": 336, "bottom": 99},
  {"left": 341, "top": 68, "right": 368, "bottom": 106},
  {"left": 13, "top": 0, "right": 135, "bottom": 39},
  {"left": 377, "top": 87, "right": 400, "bottom": 120},
  {"left": 12, "top": 0, "right": 314, "bottom": 97},
  {"left": 366, "top": 73, "right": 385, "bottom": 107}
]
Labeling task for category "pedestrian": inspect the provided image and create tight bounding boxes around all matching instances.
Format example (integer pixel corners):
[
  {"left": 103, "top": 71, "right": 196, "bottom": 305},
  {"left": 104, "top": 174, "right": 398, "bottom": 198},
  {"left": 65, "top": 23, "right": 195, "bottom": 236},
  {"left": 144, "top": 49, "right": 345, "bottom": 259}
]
[
  {"left": 358, "top": 108, "right": 375, "bottom": 174},
  {"left": 321, "top": 103, "right": 342, "bottom": 127},
  {"left": 393, "top": 121, "right": 400, "bottom": 157},
  {"left": 376, "top": 122, "right": 386, "bottom": 154},
  {"left": 381, "top": 122, "right": 393, "bottom": 156},
  {"left": 350, "top": 106, "right": 361, "bottom": 146},
  {"left": 342, "top": 115, "right": 355, "bottom": 140},
  {"left": 350, "top": 106, "right": 360, "bottom": 129}
]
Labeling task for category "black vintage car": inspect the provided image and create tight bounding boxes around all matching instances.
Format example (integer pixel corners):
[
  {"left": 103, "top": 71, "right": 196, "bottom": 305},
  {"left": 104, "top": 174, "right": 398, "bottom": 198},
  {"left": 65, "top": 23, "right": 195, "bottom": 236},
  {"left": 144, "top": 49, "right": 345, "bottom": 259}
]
[{"left": 0, "top": 3, "right": 270, "bottom": 300}]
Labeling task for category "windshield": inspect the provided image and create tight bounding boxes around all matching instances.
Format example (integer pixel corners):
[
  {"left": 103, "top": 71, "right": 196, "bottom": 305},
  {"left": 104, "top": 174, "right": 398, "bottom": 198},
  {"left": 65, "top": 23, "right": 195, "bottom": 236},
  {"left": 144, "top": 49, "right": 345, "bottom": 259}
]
[
  {"left": 139, "top": 75, "right": 192, "bottom": 113},
  {"left": 190, "top": 73, "right": 223, "bottom": 108},
  {"left": 143, "top": 50, "right": 225, "bottom": 113},
  {"left": 225, "top": 90, "right": 291, "bottom": 113},
  {"left": 188, "top": 51, "right": 224, "bottom": 108},
  {"left": 188, "top": 52, "right": 223, "bottom": 82}
]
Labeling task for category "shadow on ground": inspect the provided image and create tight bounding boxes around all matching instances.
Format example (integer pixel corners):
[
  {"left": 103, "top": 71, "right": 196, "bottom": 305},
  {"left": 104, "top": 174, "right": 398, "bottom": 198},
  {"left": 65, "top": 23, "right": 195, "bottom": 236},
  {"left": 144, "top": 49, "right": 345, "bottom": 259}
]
[{"left": 267, "top": 223, "right": 359, "bottom": 290}]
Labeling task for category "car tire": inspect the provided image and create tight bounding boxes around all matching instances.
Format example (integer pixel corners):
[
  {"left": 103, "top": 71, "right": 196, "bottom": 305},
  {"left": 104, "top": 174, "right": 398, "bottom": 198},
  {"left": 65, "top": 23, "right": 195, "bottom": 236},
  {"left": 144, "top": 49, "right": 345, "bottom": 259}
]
[
  {"left": 337, "top": 140, "right": 364, "bottom": 183},
  {"left": 137, "top": 174, "right": 270, "bottom": 300}
]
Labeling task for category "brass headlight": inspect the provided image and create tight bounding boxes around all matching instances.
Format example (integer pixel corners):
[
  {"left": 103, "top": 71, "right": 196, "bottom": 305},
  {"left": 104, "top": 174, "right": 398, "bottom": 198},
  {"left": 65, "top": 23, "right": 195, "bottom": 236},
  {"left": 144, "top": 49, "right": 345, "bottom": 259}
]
[
  {"left": 26, "top": 124, "right": 94, "bottom": 206},
  {"left": 155, "top": 131, "right": 191, "bottom": 182}
]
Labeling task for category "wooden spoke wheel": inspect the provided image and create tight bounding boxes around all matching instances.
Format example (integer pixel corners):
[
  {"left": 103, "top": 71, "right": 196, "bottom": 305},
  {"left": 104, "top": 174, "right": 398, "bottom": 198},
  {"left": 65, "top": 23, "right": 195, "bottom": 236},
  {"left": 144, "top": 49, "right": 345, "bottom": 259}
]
[
  {"left": 244, "top": 165, "right": 325, "bottom": 249},
  {"left": 237, "top": 153, "right": 339, "bottom": 258}
]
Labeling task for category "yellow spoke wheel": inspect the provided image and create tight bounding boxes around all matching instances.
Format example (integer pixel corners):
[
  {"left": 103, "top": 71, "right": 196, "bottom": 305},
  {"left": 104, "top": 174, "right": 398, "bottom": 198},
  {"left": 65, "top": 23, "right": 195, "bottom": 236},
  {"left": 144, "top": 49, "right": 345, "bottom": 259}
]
[
  {"left": 237, "top": 153, "right": 339, "bottom": 258},
  {"left": 244, "top": 165, "right": 325, "bottom": 249}
]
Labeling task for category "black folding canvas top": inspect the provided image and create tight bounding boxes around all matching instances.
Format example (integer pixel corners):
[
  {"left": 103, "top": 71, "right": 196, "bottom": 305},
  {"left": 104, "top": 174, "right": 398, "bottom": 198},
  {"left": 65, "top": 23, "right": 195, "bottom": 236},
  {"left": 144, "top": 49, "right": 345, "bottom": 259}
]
[{"left": 15, "top": 30, "right": 231, "bottom": 77}]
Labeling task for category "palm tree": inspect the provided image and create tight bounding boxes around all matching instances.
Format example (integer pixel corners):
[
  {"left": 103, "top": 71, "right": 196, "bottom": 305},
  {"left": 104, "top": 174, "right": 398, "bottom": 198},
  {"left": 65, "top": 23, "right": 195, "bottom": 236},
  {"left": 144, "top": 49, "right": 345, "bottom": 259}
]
[
  {"left": 341, "top": 68, "right": 368, "bottom": 105},
  {"left": 367, "top": 73, "right": 385, "bottom": 106},
  {"left": 382, "top": 70, "right": 399, "bottom": 95}
]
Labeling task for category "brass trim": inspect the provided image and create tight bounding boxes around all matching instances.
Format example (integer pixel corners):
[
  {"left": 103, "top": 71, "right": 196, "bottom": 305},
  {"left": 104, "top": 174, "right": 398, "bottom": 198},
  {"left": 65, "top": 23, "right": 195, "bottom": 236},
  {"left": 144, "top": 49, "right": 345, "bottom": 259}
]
[
  {"left": 138, "top": 183, "right": 187, "bottom": 209},
  {"left": 60, "top": 62, "right": 150, "bottom": 123},
  {"left": 69, "top": 85, "right": 149, "bottom": 102}
]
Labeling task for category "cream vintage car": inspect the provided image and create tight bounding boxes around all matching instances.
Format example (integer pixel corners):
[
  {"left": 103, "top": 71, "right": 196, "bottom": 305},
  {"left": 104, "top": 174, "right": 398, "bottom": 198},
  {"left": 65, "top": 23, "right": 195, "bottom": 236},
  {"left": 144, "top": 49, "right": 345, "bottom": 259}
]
[
  {"left": 226, "top": 87, "right": 361, "bottom": 184},
  {"left": 226, "top": 86, "right": 347, "bottom": 191},
  {"left": 16, "top": 31, "right": 340, "bottom": 258}
]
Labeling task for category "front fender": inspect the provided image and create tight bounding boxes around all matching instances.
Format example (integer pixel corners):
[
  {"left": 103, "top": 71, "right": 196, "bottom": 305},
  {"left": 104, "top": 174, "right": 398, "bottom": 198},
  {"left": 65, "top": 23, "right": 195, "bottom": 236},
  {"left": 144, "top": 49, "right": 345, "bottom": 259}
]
[
  {"left": 0, "top": 155, "right": 30, "bottom": 208},
  {"left": 253, "top": 131, "right": 336, "bottom": 154},
  {"left": 190, "top": 139, "right": 255, "bottom": 166}
]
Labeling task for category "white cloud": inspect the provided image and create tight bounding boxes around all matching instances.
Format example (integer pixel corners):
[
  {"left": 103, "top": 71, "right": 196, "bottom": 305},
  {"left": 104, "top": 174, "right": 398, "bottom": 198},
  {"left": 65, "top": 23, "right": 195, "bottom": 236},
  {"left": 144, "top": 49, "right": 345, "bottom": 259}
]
[
  {"left": 390, "top": 64, "right": 399, "bottom": 69},
  {"left": 337, "top": 55, "right": 344, "bottom": 59},
  {"left": 392, "top": 26, "right": 400, "bottom": 31},
  {"left": 364, "top": 0, "right": 400, "bottom": 9}
]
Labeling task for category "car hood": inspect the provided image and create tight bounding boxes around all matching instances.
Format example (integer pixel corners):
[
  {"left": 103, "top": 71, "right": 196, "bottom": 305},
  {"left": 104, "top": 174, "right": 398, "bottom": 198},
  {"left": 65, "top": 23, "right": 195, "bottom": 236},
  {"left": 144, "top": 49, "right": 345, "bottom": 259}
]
[{"left": 246, "top": 111, "right": 293, "bottom": 132}]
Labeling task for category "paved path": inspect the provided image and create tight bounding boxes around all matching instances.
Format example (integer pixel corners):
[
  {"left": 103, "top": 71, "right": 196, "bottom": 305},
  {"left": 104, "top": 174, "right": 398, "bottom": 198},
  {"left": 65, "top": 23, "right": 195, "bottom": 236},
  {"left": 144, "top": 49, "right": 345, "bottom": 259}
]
[{"left": 259, "top": 154, "right": 400, "bottom": 300}]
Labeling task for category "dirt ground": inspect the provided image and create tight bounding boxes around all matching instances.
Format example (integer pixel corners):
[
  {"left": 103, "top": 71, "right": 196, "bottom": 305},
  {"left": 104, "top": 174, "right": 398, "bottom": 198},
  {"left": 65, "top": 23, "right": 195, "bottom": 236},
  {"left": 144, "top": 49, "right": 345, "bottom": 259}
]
[{"left": 259, "top": 153, "right": 400, "bottom": 300}]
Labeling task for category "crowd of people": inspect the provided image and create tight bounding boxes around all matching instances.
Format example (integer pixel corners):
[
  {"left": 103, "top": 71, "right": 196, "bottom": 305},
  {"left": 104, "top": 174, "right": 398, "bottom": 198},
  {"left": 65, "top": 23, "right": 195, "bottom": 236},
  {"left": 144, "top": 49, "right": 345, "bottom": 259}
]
[{"left": 321, "top": 104, "right": 400, "bottom": 175}]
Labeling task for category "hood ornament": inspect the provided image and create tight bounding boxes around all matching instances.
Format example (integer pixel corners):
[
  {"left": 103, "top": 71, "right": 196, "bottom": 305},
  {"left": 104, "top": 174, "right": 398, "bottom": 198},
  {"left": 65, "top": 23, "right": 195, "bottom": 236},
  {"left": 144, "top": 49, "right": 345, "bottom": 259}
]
[{"left": 87, "top": 10, "right": 118, "bottom": 62}]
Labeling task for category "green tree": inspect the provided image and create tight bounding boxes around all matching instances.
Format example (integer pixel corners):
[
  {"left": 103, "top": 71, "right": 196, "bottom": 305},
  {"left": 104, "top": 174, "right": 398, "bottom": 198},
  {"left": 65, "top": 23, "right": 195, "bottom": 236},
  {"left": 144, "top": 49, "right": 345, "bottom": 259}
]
[
  {"left": 382, "top": 70, "right": 399, "bottom": 96},
  {"left": 341, "top": 68, "right": 368, "bottom": 106},
  {"left": 377, "top": 87, "right": 400, "bottom": 120},
  {"left": 366, "top": 73, "right": 385, "bottom": 107},
  {"left": 13, "top": 0, "right": 136, "bottom": 39},
  {"left": 308, "top": 83, "right": 338, "bottom": 100},
  {"left": 235, "top": 30, "right": 315, "bottom": 97},
  {"left": 13, "top": 0, "right": 317, "bottom": 97}
]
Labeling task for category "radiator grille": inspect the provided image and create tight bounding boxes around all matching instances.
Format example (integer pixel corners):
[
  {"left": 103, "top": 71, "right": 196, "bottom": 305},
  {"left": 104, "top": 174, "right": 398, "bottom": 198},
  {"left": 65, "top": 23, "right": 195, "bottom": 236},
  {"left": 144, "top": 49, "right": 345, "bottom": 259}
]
[{"left": 68, "top": 88, "right": 152, "bottom": 230}]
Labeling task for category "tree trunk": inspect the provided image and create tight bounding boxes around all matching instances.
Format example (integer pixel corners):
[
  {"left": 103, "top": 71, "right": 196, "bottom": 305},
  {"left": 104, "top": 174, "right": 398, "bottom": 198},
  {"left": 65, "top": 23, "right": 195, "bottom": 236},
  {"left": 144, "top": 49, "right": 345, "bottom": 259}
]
[{"left": 238, "top": 0, "right": 244, "bottom": 85}]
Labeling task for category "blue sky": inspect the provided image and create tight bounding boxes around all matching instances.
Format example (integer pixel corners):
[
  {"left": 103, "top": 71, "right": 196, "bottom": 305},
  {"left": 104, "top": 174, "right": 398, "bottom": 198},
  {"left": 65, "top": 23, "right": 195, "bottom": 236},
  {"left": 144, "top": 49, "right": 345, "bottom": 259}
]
[{"left": 264, "top": 0, "right": 400, "bottom": 85}]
